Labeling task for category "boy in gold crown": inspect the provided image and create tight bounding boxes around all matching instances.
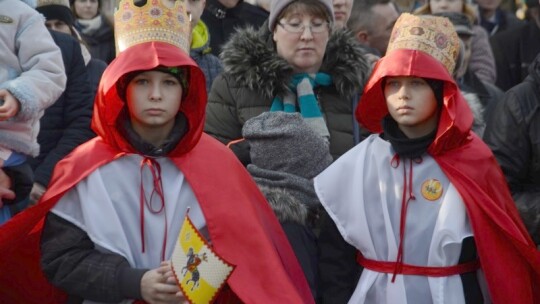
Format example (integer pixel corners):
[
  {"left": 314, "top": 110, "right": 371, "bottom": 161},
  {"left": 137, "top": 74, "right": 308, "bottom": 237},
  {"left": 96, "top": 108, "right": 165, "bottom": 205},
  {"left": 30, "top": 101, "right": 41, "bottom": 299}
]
[
  {"left": 315, "top": 13, "right": 540, "bottom": 303},
  {"left": 0, "top": 0, "right": 313, "bottom": 303}
]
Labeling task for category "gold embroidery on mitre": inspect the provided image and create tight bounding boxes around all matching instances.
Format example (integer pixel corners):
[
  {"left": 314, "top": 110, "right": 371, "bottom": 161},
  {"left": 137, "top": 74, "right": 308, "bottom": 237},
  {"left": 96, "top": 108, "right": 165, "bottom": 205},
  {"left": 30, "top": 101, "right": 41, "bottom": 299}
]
[
  {"left": 421, "top": 179, "right": 443, "bottom": 201},
  {"left": 114, "top": 0, "right": 190, "bottom": 55},
  {"left": 387, "top": 13, "right": 460, "bottom": 75}
]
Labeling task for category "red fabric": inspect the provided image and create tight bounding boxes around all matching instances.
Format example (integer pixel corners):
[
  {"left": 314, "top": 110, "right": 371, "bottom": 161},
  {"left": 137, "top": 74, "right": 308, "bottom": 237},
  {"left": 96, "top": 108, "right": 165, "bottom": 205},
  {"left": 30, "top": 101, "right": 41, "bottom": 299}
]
[
  {"left": 356, "top": 49, "right": 540, "bottom": 303},
  {"left": 356, "top": 252, "right": 480, "bottom": 277},
  {"left": 0, "top": 42, "right": 313, "bottom": 304}
]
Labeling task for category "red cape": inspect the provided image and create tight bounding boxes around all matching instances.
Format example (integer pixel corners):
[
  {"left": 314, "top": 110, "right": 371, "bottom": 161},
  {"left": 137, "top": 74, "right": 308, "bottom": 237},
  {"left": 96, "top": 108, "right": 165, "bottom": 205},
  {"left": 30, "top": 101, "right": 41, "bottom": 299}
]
[
  {"left": 0, "top": 42, "right": 313, "bottom": 304},
  {"left": 357, "top": 49, "right": 540, "bottom": 303}
]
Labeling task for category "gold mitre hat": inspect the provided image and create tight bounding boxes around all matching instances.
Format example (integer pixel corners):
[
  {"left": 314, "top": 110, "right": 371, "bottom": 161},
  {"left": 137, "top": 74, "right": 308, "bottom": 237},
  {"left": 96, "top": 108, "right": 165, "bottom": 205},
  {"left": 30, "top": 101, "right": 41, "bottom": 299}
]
[
  {"left": 114, "top": 0, "right": 190, "bottom": 55},
  {"left": 386, "top": 13, "right": 460, "bottom": 75}
]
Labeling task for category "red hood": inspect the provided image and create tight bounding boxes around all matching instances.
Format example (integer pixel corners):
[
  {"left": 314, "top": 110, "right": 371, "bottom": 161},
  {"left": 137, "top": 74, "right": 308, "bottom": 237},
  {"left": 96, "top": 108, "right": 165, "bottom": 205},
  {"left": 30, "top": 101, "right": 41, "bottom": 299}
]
[
  {"left": 357, "top": 48, "right": 540, "bottom": 303},
  {"left": 357, "top": 49, "right": 474, "bottom": 155},
  {"left": 92, "top": 41, "right": 207, "bottom": 156}
]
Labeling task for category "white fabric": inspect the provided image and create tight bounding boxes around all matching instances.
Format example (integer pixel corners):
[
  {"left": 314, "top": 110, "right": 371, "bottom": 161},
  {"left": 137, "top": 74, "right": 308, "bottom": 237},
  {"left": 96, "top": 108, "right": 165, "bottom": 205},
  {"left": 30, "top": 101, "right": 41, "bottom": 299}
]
[
  {"left": 314, "top": 135, "right": 479, "bottom": 304},
  {"left": 52, "top": 154, "right": 206, "bottom": 304}
]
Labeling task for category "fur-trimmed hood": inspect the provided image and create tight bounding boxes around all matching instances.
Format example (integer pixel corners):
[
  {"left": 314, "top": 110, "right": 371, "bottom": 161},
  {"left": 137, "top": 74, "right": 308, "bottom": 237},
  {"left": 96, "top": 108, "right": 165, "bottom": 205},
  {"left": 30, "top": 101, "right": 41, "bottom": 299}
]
[
  {"left": 461, "top": 91, "right": 486, "bottom": 137},
  {"left": 220, "top": 24, "right": 370, "bottom": 100}
]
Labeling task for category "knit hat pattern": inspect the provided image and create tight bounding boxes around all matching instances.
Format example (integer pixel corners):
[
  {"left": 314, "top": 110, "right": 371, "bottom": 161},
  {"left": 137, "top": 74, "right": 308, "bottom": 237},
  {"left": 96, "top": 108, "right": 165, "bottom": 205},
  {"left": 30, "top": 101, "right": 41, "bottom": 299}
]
[
  {"left": 243, "top": 112, "right": 333, "bottom": 208},
  {"left": 36, "top": 0, "right": 74, "bottom": 26},
  {"left": 268, "top": 0, "right": 334, "bottom": 30},
  {"left": 387, "top": 13, "right": 460, "bottom": 75}
]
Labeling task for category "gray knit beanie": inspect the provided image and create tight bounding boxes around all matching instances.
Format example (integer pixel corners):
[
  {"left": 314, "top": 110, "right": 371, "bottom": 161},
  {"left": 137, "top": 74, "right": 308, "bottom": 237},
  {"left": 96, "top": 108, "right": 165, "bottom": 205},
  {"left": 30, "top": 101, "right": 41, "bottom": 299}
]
[
  {"left": 268, "top": 0, "right": 334, "bottom": 31},
  {"left": 243, "top": 112, "right": 333, "bottom": 223}
]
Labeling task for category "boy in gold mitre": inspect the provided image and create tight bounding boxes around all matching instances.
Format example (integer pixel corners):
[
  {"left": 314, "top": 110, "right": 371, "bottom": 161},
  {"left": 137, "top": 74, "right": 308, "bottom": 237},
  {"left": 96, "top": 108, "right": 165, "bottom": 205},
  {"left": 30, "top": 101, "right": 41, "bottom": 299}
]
[
  {"left": 0, "top": 0, "right": 313, "bottom": 303},
  {"left": 315, "top": 13, "right": 540, "bottom": 303}
]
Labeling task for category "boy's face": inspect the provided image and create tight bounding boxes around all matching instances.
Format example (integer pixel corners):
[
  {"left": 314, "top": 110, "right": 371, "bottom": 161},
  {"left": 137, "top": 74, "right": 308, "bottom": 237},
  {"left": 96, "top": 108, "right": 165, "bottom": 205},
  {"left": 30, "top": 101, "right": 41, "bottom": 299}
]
[
  {"left": 126, "top": 70, "right": 183, "bottom": 137},
  {"left": 384, "top": 76, "right": 439, "bottom": 138},
  {"left": 45, "top": 19, "right": 71, "bottom": 36}
]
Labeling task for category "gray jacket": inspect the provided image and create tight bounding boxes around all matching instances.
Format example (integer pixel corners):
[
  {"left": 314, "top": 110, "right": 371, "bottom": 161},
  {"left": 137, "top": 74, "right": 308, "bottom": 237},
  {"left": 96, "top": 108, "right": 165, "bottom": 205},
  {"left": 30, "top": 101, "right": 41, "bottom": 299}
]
[
  {"left": 0, "top": 0, "right": 66, "bottom": 156},
  {"left": 204, "top": 25, "right": 371, "bottom": 165}
]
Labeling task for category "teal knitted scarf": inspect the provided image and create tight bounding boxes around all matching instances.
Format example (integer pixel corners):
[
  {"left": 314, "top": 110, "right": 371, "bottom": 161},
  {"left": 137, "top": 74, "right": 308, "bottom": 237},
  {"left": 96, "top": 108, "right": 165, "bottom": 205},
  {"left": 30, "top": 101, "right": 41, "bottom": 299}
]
[{"left": 270, "top": 73, "right": 332, "bottom": 141}]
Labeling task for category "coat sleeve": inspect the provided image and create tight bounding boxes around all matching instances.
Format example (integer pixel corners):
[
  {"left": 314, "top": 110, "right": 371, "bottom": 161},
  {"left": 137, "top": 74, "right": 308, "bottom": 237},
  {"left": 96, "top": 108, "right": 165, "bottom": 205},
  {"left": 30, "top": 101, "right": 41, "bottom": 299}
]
[
  {"left": 0, "top": 12, "right": 66, "bottom": 121},
  {"left": 41, "top": 212, "right": 148, "bottom": 302},
  {"left": 33, "top": 33, "right": 95, "bottom": 187},
  {"left": 468, "top": 26, "right": 496, "bottom": 84},
  {"left": 204, "top": 74, "right": 251, "bottom": 165},
  {"left": 483, "top": 88, "right": 540, "bottom": 244},
  {"left": 317, "top": 211, "right": 362, "bottom": 304}
]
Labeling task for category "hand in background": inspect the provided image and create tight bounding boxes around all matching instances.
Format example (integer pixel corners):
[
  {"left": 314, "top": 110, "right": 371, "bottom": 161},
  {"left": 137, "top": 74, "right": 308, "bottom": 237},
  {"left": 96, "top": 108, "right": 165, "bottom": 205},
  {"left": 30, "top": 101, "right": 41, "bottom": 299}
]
[
  {"left": 0, "top": 169, "right": 15, "bottom": 208},
  {"left": 0, "top": 89, "right": 20, "bottom": 121},
  {"left": 29, "top": 182, "right": 46, "bottom": 206}
]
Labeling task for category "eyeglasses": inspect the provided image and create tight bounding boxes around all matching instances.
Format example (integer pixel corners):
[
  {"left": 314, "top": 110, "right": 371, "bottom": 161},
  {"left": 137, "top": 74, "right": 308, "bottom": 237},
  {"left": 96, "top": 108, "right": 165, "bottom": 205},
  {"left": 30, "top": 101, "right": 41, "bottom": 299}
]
[{"left": 277, "top": 21, "right": 330, "bottom": 34}]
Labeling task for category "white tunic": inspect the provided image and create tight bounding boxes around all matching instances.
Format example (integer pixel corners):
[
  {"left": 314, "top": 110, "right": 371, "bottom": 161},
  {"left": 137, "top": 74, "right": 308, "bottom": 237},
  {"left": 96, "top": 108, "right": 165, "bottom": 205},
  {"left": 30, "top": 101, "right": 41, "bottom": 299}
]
[
  {"left": 52, "top": 154, "right": 206, "bottom": 304},
  {"left": 314, "top": 135, "right": 486, "bottom": 304}
]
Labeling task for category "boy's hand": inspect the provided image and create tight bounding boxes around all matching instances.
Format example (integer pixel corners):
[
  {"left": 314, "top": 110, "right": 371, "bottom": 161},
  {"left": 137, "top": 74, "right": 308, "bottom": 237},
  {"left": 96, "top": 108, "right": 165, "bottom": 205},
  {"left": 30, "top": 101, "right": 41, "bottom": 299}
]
[
  {"left": 0, "top": 89, "right": 21, "bottom": 120},
  {"left": 0, "top": 169, "right": 15, "bottom": 207},
  {"left": 141, "top": 261, "right": 188, "bottom": 304}
]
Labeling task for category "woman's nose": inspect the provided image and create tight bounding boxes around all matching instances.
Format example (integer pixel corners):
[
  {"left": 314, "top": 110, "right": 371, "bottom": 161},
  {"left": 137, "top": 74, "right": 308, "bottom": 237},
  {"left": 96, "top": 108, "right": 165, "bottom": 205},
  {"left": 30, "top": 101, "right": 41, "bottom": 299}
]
[{"left": 300, "top": 26, "right": 314, "bottom": 40}]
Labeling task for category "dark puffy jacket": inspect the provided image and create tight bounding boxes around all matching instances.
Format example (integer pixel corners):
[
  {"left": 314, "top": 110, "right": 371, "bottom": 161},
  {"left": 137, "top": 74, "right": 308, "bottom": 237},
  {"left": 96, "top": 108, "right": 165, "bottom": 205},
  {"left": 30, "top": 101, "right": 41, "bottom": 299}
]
[
  {"left": 483, "top": 53, "right": 540, "bottom": 244},
  {"left": 201, "top": 0, "right": 268, "bottom": 56},
  {"left": 86, "top": 57, "right": 106, "bottom": 100},
  {"left": 204, "top": 25, "right": 371, "bottom": 165},
  {"left": 29, "top": 31, "right": 95, "bottom": 187},
  {"left": 491, "top": 21, "right": 540, "bottom": 91}
]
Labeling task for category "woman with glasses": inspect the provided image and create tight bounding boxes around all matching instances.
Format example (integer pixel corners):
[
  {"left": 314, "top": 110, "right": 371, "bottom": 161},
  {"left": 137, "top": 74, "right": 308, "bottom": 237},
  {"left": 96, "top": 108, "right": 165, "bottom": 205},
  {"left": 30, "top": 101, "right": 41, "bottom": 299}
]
[
  {"left": 205, "top": 0, "right": 371, "bottom": 165},
  {"left": 204, "top": 0, "right": 371, "bottom": 300},
  {"left": 70, "top": 0, "right": 115, "bottom": 63}
]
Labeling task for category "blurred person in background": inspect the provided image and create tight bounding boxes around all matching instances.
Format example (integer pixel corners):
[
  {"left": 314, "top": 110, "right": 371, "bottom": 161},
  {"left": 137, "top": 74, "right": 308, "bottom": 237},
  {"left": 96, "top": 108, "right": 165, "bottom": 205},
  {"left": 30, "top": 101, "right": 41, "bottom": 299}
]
[
  {"left": 25, "top": 0, "right": 96, "bottom": 207},
  {"left": 332, "top": 0, "right": 353, "bottom": 28},
  {"left": 415, "top": 0, "right": 497, "bottom": 83},
  {"left": 348, "top": 0, "right": 399, "bottom": 57},
  {"left": 475, "top": 0, "right": 523, "bottom": 36},
  {"left": 483, "top": 52, "right": 540, "bottom": 247},
  {"left": 204, "top": 0, "right": 371, "bottom": 165},
  {"left": 71, "top": 0, "right": 115, "bottom": 63},
  {"left": 0, "top": 0, "right": 66, "bottom": 224},
  {"left": 187, "top": 0, "right": 224, "bottom": 92},
  {"left": 201, "top": 0, "right": 268, "bottom": 56},
  {"left": 490, "top": 0, "right": 540, "bottom": 90}
]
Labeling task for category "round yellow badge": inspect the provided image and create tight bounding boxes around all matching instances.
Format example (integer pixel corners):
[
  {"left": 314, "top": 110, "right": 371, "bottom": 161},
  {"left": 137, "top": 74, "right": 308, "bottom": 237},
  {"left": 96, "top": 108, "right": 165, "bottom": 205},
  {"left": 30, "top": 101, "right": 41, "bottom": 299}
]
[{"left": 421, "top": 179, "right": 443, "bottom": 201}]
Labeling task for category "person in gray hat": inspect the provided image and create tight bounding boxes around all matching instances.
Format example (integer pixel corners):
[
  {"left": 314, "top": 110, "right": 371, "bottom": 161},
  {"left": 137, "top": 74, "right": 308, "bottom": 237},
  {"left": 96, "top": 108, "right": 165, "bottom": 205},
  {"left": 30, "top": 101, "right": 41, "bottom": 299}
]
[
  {"left": 243, "top": 111, "right": 333, "bottom": 299},
  {"left": 205, "top": 0, "right": 372, "bottom": 166}
]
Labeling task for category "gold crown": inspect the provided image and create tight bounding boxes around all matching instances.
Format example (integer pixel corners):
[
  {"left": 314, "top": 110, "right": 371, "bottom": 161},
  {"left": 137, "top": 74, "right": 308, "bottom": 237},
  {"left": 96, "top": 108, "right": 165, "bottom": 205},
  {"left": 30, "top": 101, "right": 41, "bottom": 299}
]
[
  {"left": 36, "top": 0, "right": 70, "bottom": 7},
  {"left": 387, "top": 13, "right": 460, "bottom": 74},
  {"left": 114, "top": 0, "right": 190, "bottom": 55}
]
